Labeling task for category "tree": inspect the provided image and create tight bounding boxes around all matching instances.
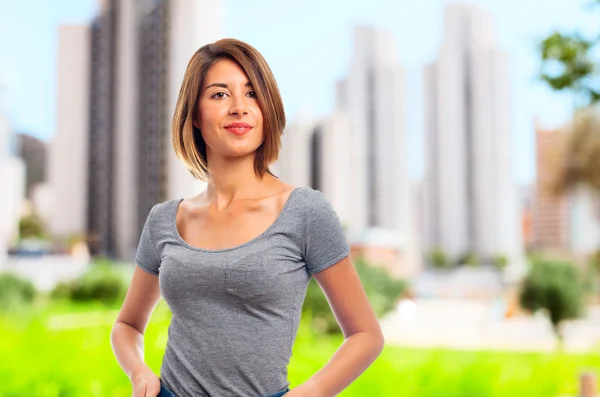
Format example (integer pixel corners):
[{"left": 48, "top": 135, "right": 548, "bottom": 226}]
[
  {"left": 538, "top": 0, "right": 600, "bottom": 106},
  {"left": 540, "top": 31, "right": 599, "bottom": 107},
  {"left": 539, "top": 2, "right": 600, "bottom": 253},
  {"left": 519, "top": 259, "right": 585, "bottom": 348}
]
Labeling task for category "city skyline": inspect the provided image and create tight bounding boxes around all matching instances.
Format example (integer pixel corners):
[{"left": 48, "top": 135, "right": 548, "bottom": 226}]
[{"left": 1, "top": 0, "right": 598, "bottom": 184}]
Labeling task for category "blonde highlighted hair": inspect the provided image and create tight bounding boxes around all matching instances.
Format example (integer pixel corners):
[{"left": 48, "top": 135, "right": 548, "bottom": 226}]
[{"left": 171, "top": 38, "right": 286, "bottom": 181}]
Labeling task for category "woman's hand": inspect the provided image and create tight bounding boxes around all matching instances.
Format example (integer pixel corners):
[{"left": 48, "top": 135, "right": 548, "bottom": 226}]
[{"left": 130, "top": 365, "right": 161, "bottom": 397}]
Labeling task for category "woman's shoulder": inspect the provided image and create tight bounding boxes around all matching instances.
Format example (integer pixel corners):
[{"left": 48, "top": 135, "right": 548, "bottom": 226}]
[
  {"left": 145, "top": 198, "right": 180, "bottom": 227},
  {"left": 289, "top": 186, "right": 336, "bottom": 216}
]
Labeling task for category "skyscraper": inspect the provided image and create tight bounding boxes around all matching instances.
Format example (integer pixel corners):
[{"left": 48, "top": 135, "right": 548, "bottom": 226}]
[
  {"left": 49, "top": 24, "right": 90, "bottom": 243},
  {"left": 0, "top": 93, "right": 26, "bottom": 265},
  {"left": 87, "top": 4, "right": 116, "bottom": 257},
  {"left": 424, "top": 3, "right": 523, "bottom": 264},
  {"left": 278, "top": 113, "right": 354, "bottom": 227},
  {"left": 336, "top": 26, "right": 411, "bottom": 235},
  {"left": 16, "top": 133, "right": 47, "bottom": 199}
]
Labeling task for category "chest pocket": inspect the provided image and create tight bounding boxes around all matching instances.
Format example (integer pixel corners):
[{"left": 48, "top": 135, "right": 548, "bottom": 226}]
[{"left": 225, "top": 261, "right": 267, "bottom": 300}]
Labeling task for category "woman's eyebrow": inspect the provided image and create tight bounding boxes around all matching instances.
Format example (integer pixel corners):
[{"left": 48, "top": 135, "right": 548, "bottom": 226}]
[{"left": 204, "top": 81, "right": 253, "bottom": 90}]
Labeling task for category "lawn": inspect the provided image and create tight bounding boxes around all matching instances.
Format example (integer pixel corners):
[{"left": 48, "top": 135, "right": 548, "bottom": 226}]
[{"left": 0, "top": 300, "right": 598, "bottom": 397}]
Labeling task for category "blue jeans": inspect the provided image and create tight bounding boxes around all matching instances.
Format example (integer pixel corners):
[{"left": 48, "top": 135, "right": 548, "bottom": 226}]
[
  {"left": 158, "top": 382, "right": 289, "bottom": 397},
  {"left": 158, "top": 383, "right": 178, "bottom": 397}
]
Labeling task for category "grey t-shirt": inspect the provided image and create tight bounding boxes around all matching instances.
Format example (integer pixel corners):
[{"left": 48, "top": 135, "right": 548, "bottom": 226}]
[{"left": 134, "top": 186, "right": 350, "bottom": 397}]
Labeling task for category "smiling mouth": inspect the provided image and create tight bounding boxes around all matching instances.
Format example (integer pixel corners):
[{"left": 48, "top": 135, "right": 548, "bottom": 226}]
[{"left": 225, "top": 126, "right": 252, "bottom": 135}]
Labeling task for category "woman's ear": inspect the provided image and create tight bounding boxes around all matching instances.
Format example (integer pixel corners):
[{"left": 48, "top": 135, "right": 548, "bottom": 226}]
[{"left": 193, "top": 117, "right": 201, "bottom": 130}]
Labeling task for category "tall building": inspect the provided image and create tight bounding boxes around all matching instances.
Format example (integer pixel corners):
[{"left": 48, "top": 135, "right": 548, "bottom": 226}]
[
  {"left": 87, "top": 2, "right": 117, "bottom": 257},
  {"left": 310, "top": 113, "right": 353, "bottom": 226},
  {"left": 531, "top": 122, "right": 570, "bottom": 251},
  {"left": 424, "top": 3, "right": 523, "bottom": 265},
  {"left": 276, "top": 115, "right": 314, "bottom": 192},
  {"left": 49, "top": 24, "right": 90, "bottom": 242},
  {"left": 278, "top": 113, "right": 353, "bottom": 227},
  {"left": 336, "top": 26, "right": 411, "bottom": 235},
  {"left": 83, "top": 0, "right": 221, "bottom": 259},
  {"left": 0, "top": 95, "right": 26, "bottom": 266},
  {"left": 278, "top": 26, "right": 412, "bottom": 234},
  {"left": 16, "top": 133, "right": 47, "bottom": 199},
  {"left": 276, "top": 27, "right": 421, "bottom": 276}
]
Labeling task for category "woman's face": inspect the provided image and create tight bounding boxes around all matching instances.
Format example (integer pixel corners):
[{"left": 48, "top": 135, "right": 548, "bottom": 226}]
[{"left": 195, "top": 58, "right": 264, "bottom": 162}]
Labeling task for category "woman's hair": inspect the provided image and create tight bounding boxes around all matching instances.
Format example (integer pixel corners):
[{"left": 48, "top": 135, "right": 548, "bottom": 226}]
[{"left": 171, "top": 38, "right": 286, "bottom": 181}]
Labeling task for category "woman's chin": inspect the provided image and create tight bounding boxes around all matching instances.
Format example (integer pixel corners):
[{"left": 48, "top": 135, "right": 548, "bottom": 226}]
[{"left": 222, "top": 148, "right": 259, "bottom": 160}]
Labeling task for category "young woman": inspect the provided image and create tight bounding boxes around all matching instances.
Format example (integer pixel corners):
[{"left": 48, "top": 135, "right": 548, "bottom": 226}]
[{"left": 111, "top": 38, "right": 383, "bottom": 397}]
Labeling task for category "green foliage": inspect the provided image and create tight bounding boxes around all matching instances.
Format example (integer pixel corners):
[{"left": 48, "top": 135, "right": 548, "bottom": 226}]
[
  {"left": 456, "top": 251, "right": 480, "bottom": 267},
  {"left": 18, "top": 213, "right": 47, "bottom": 239},
  {"left": 519, "top": 260, "right": 585, "bottom": 343},
  {"left": 51, "top": 262, "right": 127, "bottom": 305},
  {"left": 540, "top": 31, "right": 599, "bottom": 105},
  {"left": 492, "top": 254, "right": 509, "bottom": 270},
  {"left": 427, "top": 248, "right": 450, "bottom": 269},
  {"left": 302, "top": 258, "right": 407, "bottom": 334},
  {"left": 0, "top": 272, "right": 36, "bottom": 312}
]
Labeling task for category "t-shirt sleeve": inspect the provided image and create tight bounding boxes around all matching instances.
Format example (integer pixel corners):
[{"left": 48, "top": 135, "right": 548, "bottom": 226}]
[
  {"left": 303, "top": 190, "right": 350, "bottom": 274},
  {"left": 134, "top": 205, "right": 161, "bottom": 276}
]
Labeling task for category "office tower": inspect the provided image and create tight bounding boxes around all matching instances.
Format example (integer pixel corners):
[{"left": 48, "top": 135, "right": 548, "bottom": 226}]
[
  {"left": 16, "top": 133, "right": 47, "bottom": 199},
  {"left": 49, "top": 25, "right": 90, "bottom": 242},
  {"left": 424, "top": 3, "right": 523, "bottom": 264},
  {"left": 336, "top": 26, "right": 410, "bottom": 235},
  {"left": 0, "top": 96, "right": 26, "bottom": 265}
]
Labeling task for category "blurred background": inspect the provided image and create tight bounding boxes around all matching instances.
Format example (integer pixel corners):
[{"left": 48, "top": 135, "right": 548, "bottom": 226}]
[{"left": 1, "top": 0, "right": 600, "bottom": 396}]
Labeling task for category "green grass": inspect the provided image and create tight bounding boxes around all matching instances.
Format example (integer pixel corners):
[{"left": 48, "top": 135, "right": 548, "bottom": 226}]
[{"left": 0, "top": 300, "right": 598, "bottom": 397}]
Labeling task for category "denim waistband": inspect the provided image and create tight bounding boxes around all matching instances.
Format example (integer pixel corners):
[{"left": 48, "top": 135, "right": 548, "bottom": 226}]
[
  {"left": 261, "top": 386, "right": 289, "bottom": 397},
  {"left": 159, "top": 382, "right": 178, "bottom": 397},
  {"left": 159, "top": 382, "right": 289, "bottom": 397}
]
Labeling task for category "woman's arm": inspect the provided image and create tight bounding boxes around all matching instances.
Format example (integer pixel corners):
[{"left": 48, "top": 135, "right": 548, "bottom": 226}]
[
  {"left": 111, "top": 266, "right": 162, "bottom": 396},
  {"left": 292, "top": 256, "right": 384, "bottom": 397}
]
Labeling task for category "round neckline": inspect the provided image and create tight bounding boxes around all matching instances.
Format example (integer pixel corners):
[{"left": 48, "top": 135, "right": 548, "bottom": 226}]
[{"left": 171, "top": 186, "right": 303, "bottom": 253}]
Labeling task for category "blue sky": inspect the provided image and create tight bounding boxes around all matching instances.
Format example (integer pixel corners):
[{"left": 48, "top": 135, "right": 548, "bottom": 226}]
[{"left": 0, "top": 0, "right": 598, "bottom": 183}]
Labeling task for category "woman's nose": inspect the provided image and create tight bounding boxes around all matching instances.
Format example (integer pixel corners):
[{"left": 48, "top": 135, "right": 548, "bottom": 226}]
[{"left": 228, "top": 97, "right": 249, "bottom": 116}]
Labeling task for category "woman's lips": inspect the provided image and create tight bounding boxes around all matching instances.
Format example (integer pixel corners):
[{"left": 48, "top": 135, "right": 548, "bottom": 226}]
[{"left": 225, "top": 123, "right": 252, "bottom": 135}]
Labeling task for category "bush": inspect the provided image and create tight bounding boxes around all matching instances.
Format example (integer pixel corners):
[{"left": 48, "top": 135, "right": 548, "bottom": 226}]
[
  {"left": 492, "top": 254, "right": 509, "bottom": 270},
  {"left": 428, "top": 248, "right": 450, "bottom": 269},
  {"left": 19, "top": 213, "right": 47, "bottom": 240},
  {"left": 302, "top": 257, "right": 407, "bottom": 334},
  {"left": 519, "top": 259, "right": 585, "bottom": 347},
  {"left": 51, "top": 262, "right": 127, "bottom": 305},
  {"left": 456, "top": 251, "right": 480, "bottom": 267},
  {"left": 0, "top": 272, "right": 36, "bottom": 311}
]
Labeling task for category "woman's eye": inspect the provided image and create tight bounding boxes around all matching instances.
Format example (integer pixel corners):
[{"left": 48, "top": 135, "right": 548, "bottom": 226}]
[
  {"left": 247, "top": 91, "right": 257, "bottom": 98},
  {"left": 212, "top": 92, "right": 227, "bottom": 99}
]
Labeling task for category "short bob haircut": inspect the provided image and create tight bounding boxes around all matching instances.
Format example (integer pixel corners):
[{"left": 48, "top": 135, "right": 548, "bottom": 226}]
[{"left": 172, "top": 38, "right": 286, "bottom": 181}]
